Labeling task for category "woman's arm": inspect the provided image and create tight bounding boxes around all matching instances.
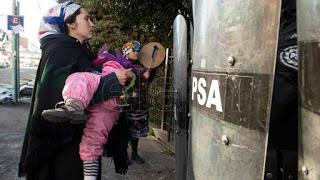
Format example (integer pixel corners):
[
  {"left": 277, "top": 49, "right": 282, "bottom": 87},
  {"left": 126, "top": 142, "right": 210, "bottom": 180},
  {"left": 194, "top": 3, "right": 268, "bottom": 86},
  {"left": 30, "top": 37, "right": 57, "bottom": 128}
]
[
  {"left": 92, "top": 72, "right": 122, "bottom": 103},
  {"left": 92, "top": 68, "right": 131, "bottom": 103}
]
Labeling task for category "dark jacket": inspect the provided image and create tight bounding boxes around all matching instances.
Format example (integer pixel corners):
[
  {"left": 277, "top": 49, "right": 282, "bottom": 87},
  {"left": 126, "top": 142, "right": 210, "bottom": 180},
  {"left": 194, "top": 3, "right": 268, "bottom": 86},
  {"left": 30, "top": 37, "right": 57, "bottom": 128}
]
[
  {"left": 128, "top": 61, "right": 155, "bottom": 112},
  {"left": 268, "top": 0, "right": 298, "bottom": 150},
  {"left": 18, "top": 34, "right": 122, "bottom": 177},
  {"left": 276, "top": 0, "right": 297, "bottom": 84}
]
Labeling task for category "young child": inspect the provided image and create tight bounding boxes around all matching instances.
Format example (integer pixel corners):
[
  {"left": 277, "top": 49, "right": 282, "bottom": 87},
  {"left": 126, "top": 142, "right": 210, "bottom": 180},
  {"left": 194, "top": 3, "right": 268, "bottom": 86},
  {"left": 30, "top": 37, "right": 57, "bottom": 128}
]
[
  {"left": 126, "top": 48, "right": 153, "bottom": 164},
  {"left": 42, "top": 41, "right": 142, "bottom": 180}
]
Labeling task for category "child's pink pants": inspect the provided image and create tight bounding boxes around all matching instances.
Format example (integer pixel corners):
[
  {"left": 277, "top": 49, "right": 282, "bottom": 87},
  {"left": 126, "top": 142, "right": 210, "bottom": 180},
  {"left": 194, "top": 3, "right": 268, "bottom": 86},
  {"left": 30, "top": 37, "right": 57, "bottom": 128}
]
[{"left": 62, "top": 61, "right": 123, "bottom": 161}]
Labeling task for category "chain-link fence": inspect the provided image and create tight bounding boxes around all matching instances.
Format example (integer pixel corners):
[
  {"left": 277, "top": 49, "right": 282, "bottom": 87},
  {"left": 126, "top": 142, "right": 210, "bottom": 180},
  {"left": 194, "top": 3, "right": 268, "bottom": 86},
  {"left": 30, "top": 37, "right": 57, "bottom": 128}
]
[{"left": 147, "top": 49, "right": 175, "bottom": 144}]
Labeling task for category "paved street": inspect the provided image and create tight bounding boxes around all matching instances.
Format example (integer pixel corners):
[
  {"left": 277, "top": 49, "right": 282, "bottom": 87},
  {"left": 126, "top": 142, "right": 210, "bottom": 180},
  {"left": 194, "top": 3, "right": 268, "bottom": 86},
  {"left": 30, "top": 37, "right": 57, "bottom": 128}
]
[
  {"left": 0, "top": 68, "right": 36, "bottom": 85},
  {"left": 0, "top": 103, "right": 28, "bottom": 180}
]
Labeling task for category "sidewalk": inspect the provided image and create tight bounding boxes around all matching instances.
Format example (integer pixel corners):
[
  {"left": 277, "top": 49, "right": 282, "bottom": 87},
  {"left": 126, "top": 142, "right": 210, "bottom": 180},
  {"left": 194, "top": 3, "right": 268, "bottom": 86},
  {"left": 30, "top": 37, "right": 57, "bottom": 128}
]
[
  {"left": 0, "top": 101, "right": 175, "bottom": 180},
  {"left": 102, "top": 137, "right": 175, "bottom": 180}
]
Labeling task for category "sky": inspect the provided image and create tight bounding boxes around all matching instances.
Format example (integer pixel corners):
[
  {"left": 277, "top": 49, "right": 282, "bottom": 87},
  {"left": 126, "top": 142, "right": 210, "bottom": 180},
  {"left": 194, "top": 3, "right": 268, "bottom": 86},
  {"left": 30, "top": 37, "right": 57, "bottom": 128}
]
[{"left": 0, "top": 0, "right": 58, "bottom": 47}]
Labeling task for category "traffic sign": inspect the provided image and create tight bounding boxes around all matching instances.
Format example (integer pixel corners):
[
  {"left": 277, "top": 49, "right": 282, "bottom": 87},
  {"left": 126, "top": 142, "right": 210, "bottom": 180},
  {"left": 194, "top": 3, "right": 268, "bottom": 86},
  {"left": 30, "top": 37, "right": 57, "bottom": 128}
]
[{"left": 7, "top": 15, "right": 24, "bottom": 32}]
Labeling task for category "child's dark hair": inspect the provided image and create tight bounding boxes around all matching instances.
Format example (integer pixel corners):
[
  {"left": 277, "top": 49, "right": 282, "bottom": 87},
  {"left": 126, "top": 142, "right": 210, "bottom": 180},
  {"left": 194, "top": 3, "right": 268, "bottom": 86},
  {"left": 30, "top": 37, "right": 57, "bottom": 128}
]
[{"left": 61, "top": 8, "right": 81, "bottom": 34}]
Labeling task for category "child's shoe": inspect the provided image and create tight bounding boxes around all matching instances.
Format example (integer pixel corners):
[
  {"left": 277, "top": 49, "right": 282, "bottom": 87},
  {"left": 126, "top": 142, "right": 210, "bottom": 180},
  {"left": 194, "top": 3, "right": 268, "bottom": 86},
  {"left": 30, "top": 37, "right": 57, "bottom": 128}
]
[{"left": 42, "top": 98, "right": 88, "bottom": 124}]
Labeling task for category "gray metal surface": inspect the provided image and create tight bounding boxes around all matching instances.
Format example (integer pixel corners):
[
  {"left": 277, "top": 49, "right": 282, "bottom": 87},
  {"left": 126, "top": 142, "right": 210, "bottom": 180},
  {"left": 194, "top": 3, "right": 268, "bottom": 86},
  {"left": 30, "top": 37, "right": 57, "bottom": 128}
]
[
  {"left": 173, "top": 14, "right": 189, "bottom": 180},
  {"left": 297, "top": 0, "right": 320, "bottom": 179},
  {"left": 187, "top": 22, "right": 195, "bottom": 180},
  {"left": 190, "top": 0, "right": 281, "bottom": 179}
]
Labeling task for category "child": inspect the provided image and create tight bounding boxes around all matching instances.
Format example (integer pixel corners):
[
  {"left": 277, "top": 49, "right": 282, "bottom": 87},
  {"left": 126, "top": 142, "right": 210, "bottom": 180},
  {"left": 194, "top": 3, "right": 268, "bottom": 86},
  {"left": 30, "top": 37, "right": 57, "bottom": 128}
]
[
  {"left": 42, "top": 41, "right": 142, "bottom": 180},
  {"left": 126, "top": 50, "right": 153, "bottom": 164}
]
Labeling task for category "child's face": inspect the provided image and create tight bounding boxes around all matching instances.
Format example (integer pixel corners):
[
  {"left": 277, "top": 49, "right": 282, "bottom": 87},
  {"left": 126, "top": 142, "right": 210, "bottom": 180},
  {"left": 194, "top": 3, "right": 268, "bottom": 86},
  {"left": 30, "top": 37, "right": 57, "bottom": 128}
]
[{"left": 126, "top": 49, "right": 139, "bottom": 61}]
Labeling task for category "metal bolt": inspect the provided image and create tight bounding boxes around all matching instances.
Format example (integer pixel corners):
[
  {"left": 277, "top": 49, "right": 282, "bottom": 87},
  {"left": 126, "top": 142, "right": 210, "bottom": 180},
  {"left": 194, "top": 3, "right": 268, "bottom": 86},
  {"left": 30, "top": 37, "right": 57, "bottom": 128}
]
[
  {"left": 222, "top": 135, "right": 229, "bottom": 145},
  {"left": 302, "top": 166, "right": 309, "bottom": 175},
  {"left": 227, "top": 56, "right": 235, "bottom": 66},
  {"left": 265, "top": 173, "right": 273, "bottom": 179}
]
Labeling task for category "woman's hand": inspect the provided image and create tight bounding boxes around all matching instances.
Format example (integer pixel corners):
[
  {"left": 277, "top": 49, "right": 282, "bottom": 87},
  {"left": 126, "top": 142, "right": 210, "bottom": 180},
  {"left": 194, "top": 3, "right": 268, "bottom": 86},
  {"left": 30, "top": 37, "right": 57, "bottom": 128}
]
[{"left": 114, "top": 68, "right": 132, "bottom": 85}]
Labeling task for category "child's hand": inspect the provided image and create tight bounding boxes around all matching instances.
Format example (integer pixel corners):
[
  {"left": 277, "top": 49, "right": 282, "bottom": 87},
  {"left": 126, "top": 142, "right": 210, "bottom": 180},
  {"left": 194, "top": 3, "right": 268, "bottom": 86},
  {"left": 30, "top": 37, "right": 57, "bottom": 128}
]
[{"left": 143, "top": 69, "right": 150, "bottom": 79}]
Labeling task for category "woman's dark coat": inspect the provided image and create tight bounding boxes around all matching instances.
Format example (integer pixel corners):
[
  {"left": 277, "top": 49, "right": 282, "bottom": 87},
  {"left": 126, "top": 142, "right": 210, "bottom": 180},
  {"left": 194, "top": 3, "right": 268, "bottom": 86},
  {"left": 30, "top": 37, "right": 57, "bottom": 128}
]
[{"left": 18, "top": 34, "right": 126, "bottom": 178}]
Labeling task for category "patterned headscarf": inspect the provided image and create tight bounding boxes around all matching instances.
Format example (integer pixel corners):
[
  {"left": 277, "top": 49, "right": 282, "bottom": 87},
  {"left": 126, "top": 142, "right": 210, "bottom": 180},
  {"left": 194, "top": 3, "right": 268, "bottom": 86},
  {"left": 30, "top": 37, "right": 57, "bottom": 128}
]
[
  {"left": 122, "top": 40, "right": 141, "bottom": 57},
  {"left": 38, "top": 1, "right": 81, "bottom": 40}
]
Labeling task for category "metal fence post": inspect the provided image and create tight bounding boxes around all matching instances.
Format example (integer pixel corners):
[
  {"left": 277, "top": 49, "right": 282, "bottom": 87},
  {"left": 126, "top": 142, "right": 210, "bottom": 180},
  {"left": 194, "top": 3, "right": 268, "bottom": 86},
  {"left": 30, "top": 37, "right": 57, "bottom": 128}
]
[
  {"left": 161, "top": 48, "right": 169, "bottom": 130},
  {"left": 12, "top": 0, "right": 20, "bottom": 103}
]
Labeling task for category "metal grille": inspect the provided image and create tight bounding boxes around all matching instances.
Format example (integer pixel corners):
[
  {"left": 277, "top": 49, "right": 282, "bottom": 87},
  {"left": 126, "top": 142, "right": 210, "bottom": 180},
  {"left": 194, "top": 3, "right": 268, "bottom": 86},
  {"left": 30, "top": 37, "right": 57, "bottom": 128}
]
[{"left": 148, "top": 49, "right": 175, "bottom": 143}]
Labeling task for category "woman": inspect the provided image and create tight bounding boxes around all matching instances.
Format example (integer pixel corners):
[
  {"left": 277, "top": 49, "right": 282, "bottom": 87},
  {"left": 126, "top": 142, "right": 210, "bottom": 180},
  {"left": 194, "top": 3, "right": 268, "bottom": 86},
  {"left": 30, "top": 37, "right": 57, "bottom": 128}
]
[
  {"left": 18, "top": 1, "right": 130, "bottom": 179},
  {"left": 40, "top": 44, "right": 136, "bottom": 180}
]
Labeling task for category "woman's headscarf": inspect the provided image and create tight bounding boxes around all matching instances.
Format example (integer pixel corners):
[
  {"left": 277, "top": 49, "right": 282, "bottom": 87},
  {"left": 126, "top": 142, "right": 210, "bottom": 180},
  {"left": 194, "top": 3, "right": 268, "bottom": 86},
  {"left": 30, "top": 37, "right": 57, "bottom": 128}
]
[{"left": 38, "top": 1, "right": 81, "bottom": 40}]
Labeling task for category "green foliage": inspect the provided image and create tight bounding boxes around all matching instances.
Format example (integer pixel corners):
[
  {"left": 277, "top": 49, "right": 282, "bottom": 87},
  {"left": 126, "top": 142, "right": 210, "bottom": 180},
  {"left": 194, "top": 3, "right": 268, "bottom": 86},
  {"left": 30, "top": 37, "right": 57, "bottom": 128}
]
[{"left": 75, "top": 0, "right": 192, "bottom": 51}]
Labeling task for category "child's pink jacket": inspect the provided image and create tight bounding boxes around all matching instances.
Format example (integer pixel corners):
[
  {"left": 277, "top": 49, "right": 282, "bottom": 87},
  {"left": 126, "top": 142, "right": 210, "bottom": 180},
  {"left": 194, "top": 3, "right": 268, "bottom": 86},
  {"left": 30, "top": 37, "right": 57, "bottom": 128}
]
[{"left": 62, "top": 61, "right": 123, "bottom": 161}]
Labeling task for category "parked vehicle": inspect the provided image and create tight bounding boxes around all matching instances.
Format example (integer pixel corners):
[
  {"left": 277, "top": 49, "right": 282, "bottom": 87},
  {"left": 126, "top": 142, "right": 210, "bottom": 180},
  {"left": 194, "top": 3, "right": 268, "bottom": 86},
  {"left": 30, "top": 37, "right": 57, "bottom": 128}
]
[{"left": 0, "top": 60, "right": 10, "bottom": 68}]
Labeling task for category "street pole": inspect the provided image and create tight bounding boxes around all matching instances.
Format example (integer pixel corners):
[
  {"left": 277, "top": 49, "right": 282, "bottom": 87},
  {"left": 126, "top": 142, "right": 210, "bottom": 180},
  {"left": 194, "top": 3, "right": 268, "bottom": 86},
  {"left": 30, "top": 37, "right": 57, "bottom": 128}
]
[
  {"left": 12, "top": 0, "right": 20, "bottom": 103},
  {"left": 161, "top": 48, "right": 169, "bottom": 130}
]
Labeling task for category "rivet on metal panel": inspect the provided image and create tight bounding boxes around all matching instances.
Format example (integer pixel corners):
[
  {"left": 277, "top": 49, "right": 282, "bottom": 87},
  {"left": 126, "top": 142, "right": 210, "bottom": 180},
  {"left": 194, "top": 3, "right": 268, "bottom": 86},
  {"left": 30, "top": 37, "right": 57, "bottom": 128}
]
[
  {"left": 265, "top": 173, "right": 273, "bottom": 179},
  {"left": 221, "top": 135, "right": 229, "bottom": 145},
  {"left": 227, "top": 56, "right": 235, "bottom": 66},
  {"left": 302, "top": 166, "right": 309, "bottom": 175}
]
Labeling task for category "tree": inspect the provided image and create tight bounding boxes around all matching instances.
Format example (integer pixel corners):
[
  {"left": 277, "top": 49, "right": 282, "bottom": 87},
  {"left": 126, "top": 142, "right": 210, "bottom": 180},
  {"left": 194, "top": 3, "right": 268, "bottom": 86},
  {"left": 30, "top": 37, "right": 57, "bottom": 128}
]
[{"left": 75, "top": 0, "right": 192, "bottom": 51}]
